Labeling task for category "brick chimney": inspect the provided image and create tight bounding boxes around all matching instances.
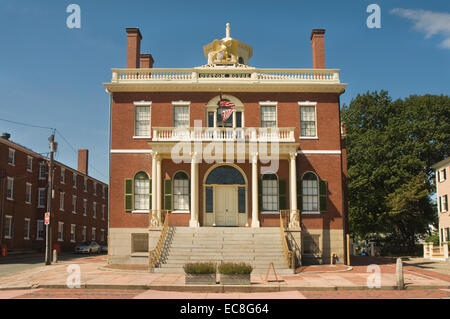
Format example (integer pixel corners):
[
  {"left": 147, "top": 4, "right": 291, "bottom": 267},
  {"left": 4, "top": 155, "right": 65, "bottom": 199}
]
[
  {"left": 78, "top": 149, "right": 88, "bottom": 175},
  {"left": 310, "top": 29, "right": 326, "bottom": 69},
  {"left": 126, "top": 28, "right": 142, "bottom": 68},
  {"left": 140, "top": 54, "right": 154, "bottom": 68}
]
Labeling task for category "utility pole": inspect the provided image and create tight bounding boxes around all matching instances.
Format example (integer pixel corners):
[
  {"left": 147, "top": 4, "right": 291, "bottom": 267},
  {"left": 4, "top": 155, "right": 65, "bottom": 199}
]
[{"left": 45, "top": 132, "right": 57, "bottom": 265}]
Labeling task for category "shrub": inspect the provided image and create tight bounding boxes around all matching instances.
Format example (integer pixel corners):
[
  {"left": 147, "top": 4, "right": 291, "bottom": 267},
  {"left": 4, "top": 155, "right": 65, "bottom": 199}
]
[
  {"left": 424, "top": 234, "right": 439, "bottom": 245},
  {"left": 183, "top": 262, "right": 216, "bottom": 274},
  {"left": 218, "top": 262, "right": 253, "bottom": 275}
]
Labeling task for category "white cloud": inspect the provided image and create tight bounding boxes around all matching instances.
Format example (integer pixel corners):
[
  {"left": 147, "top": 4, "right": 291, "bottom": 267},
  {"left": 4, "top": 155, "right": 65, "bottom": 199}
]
[{"left": 390, "top": 8, "right": 450, "bottom": 49}]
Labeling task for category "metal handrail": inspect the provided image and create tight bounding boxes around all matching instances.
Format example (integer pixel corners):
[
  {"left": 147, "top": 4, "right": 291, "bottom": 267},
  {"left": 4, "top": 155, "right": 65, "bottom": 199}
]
[
  {"left": 279, "top": 210, "right": 296, "bottom": 269},
  {"left": 148, "top": 210, "right": 170, "bottom": 272}
]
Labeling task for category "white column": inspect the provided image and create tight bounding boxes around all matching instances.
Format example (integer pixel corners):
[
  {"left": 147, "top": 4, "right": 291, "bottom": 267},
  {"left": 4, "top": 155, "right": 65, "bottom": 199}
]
[
  {"left": 190, "top": 152, "right": 199, "bottom": 227},
  {"left": 289, "top": 152, "right": 300, "bottom": 229},
  {"left": 251, "top": 153, "right": 260, "bottom": 228},
  {"left": 156, "top": 155, "right": 162, "bottom": 212},
  {"left": 151, "top": 153, "right": 157, "bottom": 212}
]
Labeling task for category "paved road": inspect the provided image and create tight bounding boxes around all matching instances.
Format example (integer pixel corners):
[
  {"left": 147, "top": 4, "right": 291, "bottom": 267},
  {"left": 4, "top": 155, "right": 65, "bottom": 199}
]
[{"left": 0, "top": 253, "right": 105, "bottom": 278}]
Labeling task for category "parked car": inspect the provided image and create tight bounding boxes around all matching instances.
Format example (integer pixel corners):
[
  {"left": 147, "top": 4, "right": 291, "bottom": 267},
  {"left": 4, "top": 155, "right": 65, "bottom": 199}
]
[
  {"left": 101, "top": 244, "right": 108, "bottom": 253},
  {"left": 74, "top": 242, "right": 101, "bottom": 254}
]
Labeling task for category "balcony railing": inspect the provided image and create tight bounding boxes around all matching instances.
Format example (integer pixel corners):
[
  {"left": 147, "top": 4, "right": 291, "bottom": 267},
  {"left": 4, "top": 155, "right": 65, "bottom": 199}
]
[
  {"left": 111, "top": 67, "right": 341, "bottom": 84},
  {"left": 152, "top": 127, "right": 295, "bottom": 142}
]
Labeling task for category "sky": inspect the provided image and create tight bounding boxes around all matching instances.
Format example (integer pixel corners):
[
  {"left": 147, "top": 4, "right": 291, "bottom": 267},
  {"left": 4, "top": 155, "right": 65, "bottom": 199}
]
[{"left": 0, "top": 0, "right": 449, "bottom": 184}]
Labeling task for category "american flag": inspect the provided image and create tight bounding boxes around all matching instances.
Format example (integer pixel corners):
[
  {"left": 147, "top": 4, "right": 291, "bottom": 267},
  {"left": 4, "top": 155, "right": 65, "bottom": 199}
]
[
  {"left": 220, "top": 100, "right": 235, "bottom": 108},
  {"left": 221, "top": 108, "right": 234, "bottom": 122},
  {"left": 219, "top": 98, "right": 235, "bottom": 122}
]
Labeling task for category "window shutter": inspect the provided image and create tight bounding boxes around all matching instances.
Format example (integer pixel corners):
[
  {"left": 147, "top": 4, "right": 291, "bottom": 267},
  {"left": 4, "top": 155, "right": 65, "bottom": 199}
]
[
  {"left": 297, "top": 180, "right": 302, "bottom": 212},
  {"left": 319, "top": 180, "right": 328, "bottom": 212},
  {"left": 164, "top": 179, "right": 172, "bottom": 211},
  {"left": 279, "top": 180, "right": 287, "bottom": 210},
  {"left": 258, "top": 179, "right": 262, "bottom": 211},
  {"left": 149, "top": 178, "right": 152, "bottom": 210},
  {"left": 124, "top": 179, "right": 133, "bottom": 211},
  {"left": 439, "top": 197, "right": 442, "bottom": 213}
]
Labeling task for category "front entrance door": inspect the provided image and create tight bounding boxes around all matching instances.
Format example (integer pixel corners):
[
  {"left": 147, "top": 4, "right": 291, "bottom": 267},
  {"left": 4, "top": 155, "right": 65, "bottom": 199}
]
[{"left": 215, "top": 186, "right": 237, "bottom": 226}]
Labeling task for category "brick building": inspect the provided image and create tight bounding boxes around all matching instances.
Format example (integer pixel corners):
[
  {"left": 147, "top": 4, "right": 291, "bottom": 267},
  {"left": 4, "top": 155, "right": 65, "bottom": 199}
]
[
  {"left": 105, "top": 24, "right": 348, "bottom": 267},
  {"left": 0, "top": 133, "right": 108, "bottom": 253}
]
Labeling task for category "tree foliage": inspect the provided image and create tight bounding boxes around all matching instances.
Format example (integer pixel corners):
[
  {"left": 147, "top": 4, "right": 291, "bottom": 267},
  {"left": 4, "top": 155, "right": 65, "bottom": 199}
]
[{"left": 342, "top": 91, "right": 449, "bottom": 244}]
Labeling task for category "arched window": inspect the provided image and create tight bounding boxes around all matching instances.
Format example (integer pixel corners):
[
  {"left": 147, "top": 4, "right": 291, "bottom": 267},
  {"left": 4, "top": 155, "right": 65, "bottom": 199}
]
[
  {"left": 205, "top": 166, "right": 245, "bottom": 185},
  {"left": 173, "top": 172, "right": 189, "bottom": 211},
  {"left": 302, "top": 172, "right": 319, "bottom": 212},
  {"left": 262, "top": 174, "right": 278, "bottom": 212},
  {"left": 134, "top": 172, "right": 150, "bottom": 210}
]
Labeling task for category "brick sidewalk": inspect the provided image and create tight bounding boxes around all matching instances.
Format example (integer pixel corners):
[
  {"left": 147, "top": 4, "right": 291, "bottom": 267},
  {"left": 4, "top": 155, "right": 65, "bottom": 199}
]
[{"left": 0, "top": 255, "right": 449, "bottom": 293}]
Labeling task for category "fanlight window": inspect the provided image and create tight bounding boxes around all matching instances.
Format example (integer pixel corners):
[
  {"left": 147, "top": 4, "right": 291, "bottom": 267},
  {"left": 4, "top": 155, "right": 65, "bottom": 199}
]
[{"left": 205, "top": 166, "right": 245, "bottom": 185}]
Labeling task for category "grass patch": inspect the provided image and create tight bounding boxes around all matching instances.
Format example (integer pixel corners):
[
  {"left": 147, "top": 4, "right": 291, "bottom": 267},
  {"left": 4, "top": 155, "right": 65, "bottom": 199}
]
[
  {"left": 183, "top": 262, "right": 217, "bottom": 274},
  {"left": 218, "top": 262, "right": 253, "bottom": 275}
]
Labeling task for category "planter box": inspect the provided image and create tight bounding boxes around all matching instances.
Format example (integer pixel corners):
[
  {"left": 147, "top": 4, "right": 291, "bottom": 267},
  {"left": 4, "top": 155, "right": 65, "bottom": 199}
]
[
  {"left": 185, "top": 274, "right": 217, "bottom": 285},
  {"left": 220, "top": 274, "right": 251, "bottom": 285}
]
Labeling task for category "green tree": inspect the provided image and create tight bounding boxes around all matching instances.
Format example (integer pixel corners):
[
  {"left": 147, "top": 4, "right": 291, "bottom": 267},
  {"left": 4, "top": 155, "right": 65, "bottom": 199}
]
[{"left": 342, "top": 91, "right": 449, "bottom": 244}]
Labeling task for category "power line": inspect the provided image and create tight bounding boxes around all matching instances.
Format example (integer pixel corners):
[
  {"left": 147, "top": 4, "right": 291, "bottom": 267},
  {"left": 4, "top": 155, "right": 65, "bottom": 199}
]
[{"left": 0, "top": 117, "right": 55, "bottom": 131}]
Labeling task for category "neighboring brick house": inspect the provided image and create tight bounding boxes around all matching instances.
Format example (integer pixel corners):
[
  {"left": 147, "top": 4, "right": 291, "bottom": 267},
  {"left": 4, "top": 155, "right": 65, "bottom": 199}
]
[
  {"left": 432, "top": 158, "right": 450, "bottom": 244},
  {"left": 0, "top": 133, "right": 108, "bottom": 253},
  {"left": 105, "top": 25, "right": 348, "bottom": 265}
]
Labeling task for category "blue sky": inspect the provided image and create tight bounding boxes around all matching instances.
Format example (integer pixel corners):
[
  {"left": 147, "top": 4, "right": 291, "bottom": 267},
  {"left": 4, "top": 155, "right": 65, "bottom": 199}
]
[{"left": 0, "top": 0, "right": 449, "bottom": 183}]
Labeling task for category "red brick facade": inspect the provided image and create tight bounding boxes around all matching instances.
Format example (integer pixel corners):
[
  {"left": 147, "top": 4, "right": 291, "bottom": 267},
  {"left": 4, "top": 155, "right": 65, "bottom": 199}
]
[{"left": 0, "top": 137, "right": 108, "bottom": 253}]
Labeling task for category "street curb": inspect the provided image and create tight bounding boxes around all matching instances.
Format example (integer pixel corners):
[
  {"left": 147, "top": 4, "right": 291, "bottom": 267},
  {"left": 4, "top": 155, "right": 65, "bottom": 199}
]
[{"left": 295, "top": 266, "right": 353, "bottom": 274}]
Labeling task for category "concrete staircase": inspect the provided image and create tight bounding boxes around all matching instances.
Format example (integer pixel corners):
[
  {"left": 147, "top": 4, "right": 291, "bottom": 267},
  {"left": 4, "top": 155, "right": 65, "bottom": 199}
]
[{"left": 155, "top": 227, "right": 294, "bottom": 274}]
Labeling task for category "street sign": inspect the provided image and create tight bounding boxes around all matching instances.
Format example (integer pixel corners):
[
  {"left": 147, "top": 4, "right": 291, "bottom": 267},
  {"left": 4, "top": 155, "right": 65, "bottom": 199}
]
[{"left": 44, "top": 212, "right": 50, "bottom": 225}]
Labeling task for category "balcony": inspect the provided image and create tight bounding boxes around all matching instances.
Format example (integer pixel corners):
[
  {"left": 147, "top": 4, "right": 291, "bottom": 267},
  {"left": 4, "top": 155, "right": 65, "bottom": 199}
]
[
  {"left": 152, "top": 127, "right": 296, "bottom": 142},
  {"left": 105, "top": 66, "right": 346, "bottom": 93}
]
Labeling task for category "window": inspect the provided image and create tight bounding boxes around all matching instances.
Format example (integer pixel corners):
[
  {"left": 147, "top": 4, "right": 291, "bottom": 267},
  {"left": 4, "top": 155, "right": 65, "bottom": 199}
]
[
  {"left": 82, "top": 226, "right": 87, "bottom": 242},
  {"left": 173, "top": 172, "right": 189, "bottom": 211},
  {"left": 235, "top": 111, "right": 243, "bottom": 128},
  {"left": 39, "top": 163, "right": 47, "bottom": 180},
  {"left": 131, "top": 233, "right": 148, "bottom": 253},
  {"left": 37, "top": 220, "right": 44, "bottom": 240},
  {"left": 207, "top": 111, "right": 215, "bottom": 128},
  {"left": 73, "top": 173, "right": 77, "bottom": 188},
  {"left": 440, "top": 195, "right": 449, "bottom": 213},
  {"left": 102, "top": 205, "right": 106, "bottom": 220},
  {"left": 134, "top": 172, "right": 150, "bottom": 211},
  {"left": 302, "top": 172, "right": 319, "bottom": 212},
  {"left": 92, "top": 227, "right": 96, "bottom": 241},
  {"left": 300, "top": 103, "right": 317, "bottom": 137},
  {"left": 70, "top": 224, "right": 76, "bottom": 242},
  {"left": 72, "top": 196, "right": 77, "bottom": 213},
  {"left": 83, "top": 199, "right": 87, "bottom": 216},
  {"left": 7, "top": 177, "right": 13, "bottom": 200},
  {"left": 262, "top": 174, "right": 278, "bottom": 212},
  {"left": 101, "top": 229, "right": 105, "bottom": 242},
  {"left": 25, "top": 183, "right": 32, "bottom": 204},
  {"left": 4, "top": 216, "right": 13, "bottom": 239},
  {"left": 8, "top": 149, "right": 15, "bottom": 165},
  {"left": 93, "top": 202, "right": 97, "bottom": 219},
  {"left": 60, "top": 192, "right": 65, "bottom": 211},
  {"left": 27, "top": 156, "right": 33, "bottom": 172},
  {"left": 135, "top": 105, "right": 151, "bottom": 136},
  {"left": 260, "top": 105, "right": 277, "bottom": 128},
  {"left": 173, "top": 105, "right": 189, "bottom": 128},
  {"left": 102, "top": 186, "right": 106, "bottom": 199},
  {"left": 205, "top": 187, "right": 213, "bottom": 213},
  {"left": 93, "top": 182, "right": 97, "bottom": 196},
  {"left": 83, "top": 178, "right": 87, "bottom": 192},
  {"left": 24, "top": 218, "right": 30, "bottom": 240},
  {"left": 238, "top": 187, "right": 246, "bottom": 213},
  {"left": 61, "top": 168, "right": 65, "bottom": 184},
  {"left": 58, "top": 222, "right": 64, "bottom": 242},
  {"left": 38, "top": 188, "right": 46, "bottom": 208},
  {"left": 439, "top": 169, "right": 447, "bottom": 182}
]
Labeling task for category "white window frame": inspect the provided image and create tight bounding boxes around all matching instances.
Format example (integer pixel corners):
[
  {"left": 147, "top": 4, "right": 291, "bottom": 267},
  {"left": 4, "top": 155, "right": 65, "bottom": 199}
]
[
  {"left": 36, "top": 220, "right": 44, "bottom": 240},
  {"left": 102, "top": 186, "right": 106, "bottom": 199},
  {"left": 39, "top": 163, "right": 47, "bottom": 180},
  {"left": 261, "top": 174, "right": 279, "bottom": 213},
  {"left": 93, "top": 182, "right": 97, "bottom": 196},
  {"left": 83, "top": 177, "right": 88, "bottom": 192},
  {"left": 25, "top": 183, "right": 32, "bottom": 204},
  {"left": 61, "top": 168, "right": 65, "bottom": 184},
  {"left": 24, "top": 218, "right": 30, "bottom": 240},
  {"left": 73, "top": 173, "right": 77, "bottom": 189},
  {"left": 173, "top": 172, "right": 190, "bottom": 212},
  {"left": 57, "top": 222, "right": 64, "bottom": 242},
  {"left": 4, "top": 215, "right": 13, "bottom": 239},
  {"left": 38, "top": 188, "right": 46, "bottom": 208},
  {"left": 60, "top": 192, "right": 65, "bottom": 211},
  {"left": 440, "top": 195, "right": 448, "bottom": 213},
  {"left": 93, "top": 202, "right": 97, "bottom": 219},
  {"left": 172, "top": 102, "right": 190, "bottom": 128},
  {"left": 82, "top": 226, "right": 87, "bottom": 242},
  {"left": 102, "top": 204, "right": 106, "bottom": 220},
  {"left": 72, "top": 195, "right": 77, "bottom": 214},
  {"left": 134, "top": 101, "right": 152, "bottom": 138},
  {"left": 299, "top": 101, "right": 318, "bottom": 139},
  {"left": 27, "top": 156, "right": 33, "bottom": 172},
  {"left": 92, "top": 227, "right": 96, "bottom": 241},
  {"left": 259, "top": 102, "right": 278, "bottom": 128},
  {"left": 6, "top": 177, "right": 14, "bottom": 200},
  {"left": 83, "top": 199, "right": 87, "bottom": 216},
  {"left": 439, "top": 169, "right": 447, "bottom": 183},
  {"left": 101, "top": 229, "right": 105, "bottom": 242},
  {"left": 8, "top": 148, "right": 15, "bottom": 166},
  {"left": 70, "top": 224, "right": 76, "bottom": 243},
  {"left": 301, "top": 172, "right": 320, "bottom": 214}
]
